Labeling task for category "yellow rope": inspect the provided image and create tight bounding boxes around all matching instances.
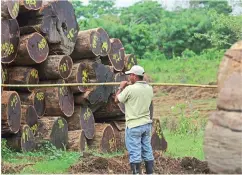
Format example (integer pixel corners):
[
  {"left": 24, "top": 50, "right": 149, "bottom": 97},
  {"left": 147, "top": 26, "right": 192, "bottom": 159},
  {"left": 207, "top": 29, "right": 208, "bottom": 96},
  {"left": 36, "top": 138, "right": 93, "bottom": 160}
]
[{"left": 1, "top": 82, "right": 217, "bottom": 88}]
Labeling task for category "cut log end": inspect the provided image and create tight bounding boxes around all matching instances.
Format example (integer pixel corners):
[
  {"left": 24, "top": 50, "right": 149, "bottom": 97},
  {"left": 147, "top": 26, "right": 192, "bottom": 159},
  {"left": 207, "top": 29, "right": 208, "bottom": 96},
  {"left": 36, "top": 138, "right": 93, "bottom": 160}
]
[
  {"left": 28, "top": 68, "right": 39, "bottom": 92},
  {"left": 2, "top": 0, "right": 19, "bottom": 19},
  {"left": 97, "top": 28, "right": 111, "bottom": 56},
  {"left": 21, "top": 105, "right": 38, "bottom": 129},
  {"left": 26, "top": 32, "right": 49, "bottom": 64},
  {"left": 21, "top": 125, "right": 36, "bottom": 152},
  {"left": 58, "top": 55, "right": 73, "bottom": 79},
  {"left": 151, "top": 119, "right": 167, "bottom": 151},
  {"left": 100, "top": 124, "right": 116, "bottom": 153},
  {"left": 90, "top": 31, "right": 102, "bottom": 56},
  {"left": 68, "top": 130, "right": 87, "bottom": 152},
  {"left": 58, "top": 80, "right": 74, "bottom": 117},
  {"left": 1, "top": 19, "right": 20, "bottom": 63},
  {"left": 80, "top": 106, "right": 95, "bottom": 139},
  {"left": 21, "top": 0, "right": 43, "bottom": 10},
  {"left": 50, "top": 117, "right": 68, "bottom": 149},
  {"left": 124, "top": 54, "right": 137, "bottom": 71},
  {"left": 34, "top": 90, "right": 46, "bottom": 116},
  {"left": 2, "top": 91, "right": 21, "bottom": 134}
]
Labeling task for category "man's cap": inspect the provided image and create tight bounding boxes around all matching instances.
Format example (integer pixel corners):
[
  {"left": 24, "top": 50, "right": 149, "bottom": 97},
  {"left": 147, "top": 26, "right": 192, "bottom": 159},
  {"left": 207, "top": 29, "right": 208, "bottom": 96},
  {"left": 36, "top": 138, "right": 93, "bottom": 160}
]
[{"left": 125, "top": 65, "right": 145, "bottom": 76}]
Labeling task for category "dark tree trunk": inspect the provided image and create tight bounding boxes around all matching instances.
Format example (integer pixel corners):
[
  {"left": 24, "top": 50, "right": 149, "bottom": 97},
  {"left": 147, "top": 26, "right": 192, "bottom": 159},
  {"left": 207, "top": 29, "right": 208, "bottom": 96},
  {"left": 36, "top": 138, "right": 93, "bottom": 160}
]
[
  {"left": 20, "top": 105, "right": 38, "bottom": 135},
  {"left": 37, "top": 55, "right": 73, "bottom": 80},
  {"left": 19, "top": 0, "right": 43, "bottom": 12},
  {"left": 124, "top": 54, "right": 137, "bottom": 72},
  {"left": 151, "top": 119, "right": 167, "bottom": 151},
  {"left": 7, "top": 67, "right": 39, "bottom": 92},
  {"left": 70, "top": 29, "right": 101, "bottom": 60},
  {"left": 36, "top": 117, "right": 68, "bottom": 150},
  {"left": 1, "top": 91, "right": 21, "bottom": 135},
  {"left": 18, "top": 0, "right": 79, "bottom": 55},
  {"left": 67, "top": 60, "right": 97, "bottom": 93},
  {"left": 11, "top": 32, "right": 49, "bottom": 65},
  {"left": 1, "top": 19, "right": 20, "bottom": 63},
  {"left": 87, "top": 123, "right": 117, "bottom": 153},
  {"left": 43, "top": 80, "right": 74, "bottom": 117},
  {"left": 6, "top": 125, "right": 36, "bottom": 152},
  {"left": 18, "top": 89, "right": 46, "bottom": 117},
  {"left": 1, "top": 0, "right": 19, "bottom": 19},
  {"left": 68, "top": 130, "right": 87, "bottom": 152},
  {"left": 65, "top": 106, "right": 95, "bottom": 139},
  {"left": 101, "top": 38, "right": 125, "bottom": 71}
]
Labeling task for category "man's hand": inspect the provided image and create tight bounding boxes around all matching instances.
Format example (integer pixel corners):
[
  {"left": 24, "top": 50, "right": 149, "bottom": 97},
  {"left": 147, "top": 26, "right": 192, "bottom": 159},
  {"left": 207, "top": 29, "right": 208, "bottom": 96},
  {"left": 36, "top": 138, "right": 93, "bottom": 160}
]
[
  {"left": 119, "top": 81, "right": 128, "bottom": 89},
  {"left": 115, "top": 81, "right": 128, "bottom": 103}
]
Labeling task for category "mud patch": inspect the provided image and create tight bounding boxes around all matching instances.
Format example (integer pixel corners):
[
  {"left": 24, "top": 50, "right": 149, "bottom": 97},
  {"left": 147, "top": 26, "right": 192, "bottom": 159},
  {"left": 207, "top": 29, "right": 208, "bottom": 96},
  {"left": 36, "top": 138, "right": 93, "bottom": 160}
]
[
  {"left": 69, "top": 151, "right": 211, "bottom": 174},
  {"left": 1, "top": 162, "right": 34, "bottom": 174}
]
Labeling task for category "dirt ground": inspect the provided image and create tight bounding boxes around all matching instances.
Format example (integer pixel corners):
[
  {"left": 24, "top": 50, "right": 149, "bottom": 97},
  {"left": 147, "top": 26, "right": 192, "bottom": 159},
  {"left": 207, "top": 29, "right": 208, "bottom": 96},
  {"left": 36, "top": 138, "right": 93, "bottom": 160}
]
[{"left": 69, "top": 151, "right": 212, "bottom": 174}]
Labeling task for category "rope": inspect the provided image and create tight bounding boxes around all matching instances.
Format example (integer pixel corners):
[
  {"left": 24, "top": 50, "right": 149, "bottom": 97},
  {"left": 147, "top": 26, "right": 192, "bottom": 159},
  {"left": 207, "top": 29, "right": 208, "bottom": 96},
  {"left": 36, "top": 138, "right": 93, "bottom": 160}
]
[{"left": 1, "top": 82, "right": 217, "bottom": 88}]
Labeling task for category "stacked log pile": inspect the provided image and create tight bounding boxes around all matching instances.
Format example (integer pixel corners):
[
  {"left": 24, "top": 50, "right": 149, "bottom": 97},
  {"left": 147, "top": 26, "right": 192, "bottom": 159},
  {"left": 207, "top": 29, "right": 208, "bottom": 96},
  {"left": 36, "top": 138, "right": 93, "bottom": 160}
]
[
  {"left": 204, "top": 41, "right": 242, "bottom": 173},
  {"left": 1, "top": 0, "right": 167, "bottom": 153}
]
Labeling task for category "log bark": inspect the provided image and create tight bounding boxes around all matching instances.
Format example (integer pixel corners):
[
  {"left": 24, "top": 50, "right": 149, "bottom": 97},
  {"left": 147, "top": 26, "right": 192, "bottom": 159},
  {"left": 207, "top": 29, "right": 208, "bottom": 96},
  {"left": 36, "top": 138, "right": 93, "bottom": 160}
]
[
  {"left": 65, "top": 106, "right": 95, "bottom": 139},
  {"left": 18, "top": 89, "right": 46, "bottom": 117},
  {"left": 151, "top": 119, "right": 167, "bottom": 151},
  {"left": 11, "top": 32, "right": 49, "bottom": 65},
  {"left": 124, "top": 54, "right": 137, "bottom": 72},
  {"left": 37, "top": 117, "right": 68, "bottom": 149},
  {"left": 68, "top": 130, "right": 87, "bottom": 152},
  {"left": 87, "top": 123, "right": 117, "bottom": 153},
  {"left": 204, "top": 119, "right": 242, "bottom": 174},
  {"left": 7, "top": 67, "right": 39, "bottom": 92},
  {"left": 43, "top": 80, "right": 74, "bottom": 117},
  {"left": 19, "top": 0, "right": 43, "bottom": 12},
  {"left": 217, "top": 72, "right": 242, "bottom": 111},
  {"left": 37, "top": 55, "right": 73, "bottom": 80},
  {"left": 101, "top": 38, "right": 125, "bottom": 71},
  {"left": 20, "top": 105, "right": 38, "bottom": 133},
  {"left": 1, "top": 91, "right": 21, "bottom": 135},
  {"left": 18, "top": 0, "right": 79, "bottom": 55},
  {"left": 1, "top": 19, "right": 20, "bottom": 63},
  {"left": 70, "top": 29, "right": 101, "bottom": 60},
  {"left": 6, "top": 125, "right": 36, "bottom": 152},
  {"left": 1, "top": 0, "right": 19, "bottom": 19},
  {"left": 67, "top": 60, "right": 97, "bottom": 93}
]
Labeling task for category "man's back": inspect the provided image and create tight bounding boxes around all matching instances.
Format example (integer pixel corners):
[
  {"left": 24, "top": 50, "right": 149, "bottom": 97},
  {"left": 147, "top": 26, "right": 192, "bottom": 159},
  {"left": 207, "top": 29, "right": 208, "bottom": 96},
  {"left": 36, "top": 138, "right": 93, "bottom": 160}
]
[{"left": 117, "top": 81, "right": 153, "bottom": 128}]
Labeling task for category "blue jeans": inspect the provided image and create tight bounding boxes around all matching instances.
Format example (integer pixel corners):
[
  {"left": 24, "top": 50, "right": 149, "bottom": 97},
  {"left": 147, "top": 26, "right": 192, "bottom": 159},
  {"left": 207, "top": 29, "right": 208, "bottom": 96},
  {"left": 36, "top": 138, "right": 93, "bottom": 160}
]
[{"left": 125, "top": 123, "right": 154, "bottom": 163}]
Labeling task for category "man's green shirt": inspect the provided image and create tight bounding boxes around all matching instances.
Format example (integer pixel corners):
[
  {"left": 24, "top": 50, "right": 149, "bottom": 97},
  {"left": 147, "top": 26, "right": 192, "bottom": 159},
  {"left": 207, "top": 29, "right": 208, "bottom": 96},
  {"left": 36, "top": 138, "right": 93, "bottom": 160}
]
[{"left": 117, "top": 81, "right": 153, "bottom": 128}]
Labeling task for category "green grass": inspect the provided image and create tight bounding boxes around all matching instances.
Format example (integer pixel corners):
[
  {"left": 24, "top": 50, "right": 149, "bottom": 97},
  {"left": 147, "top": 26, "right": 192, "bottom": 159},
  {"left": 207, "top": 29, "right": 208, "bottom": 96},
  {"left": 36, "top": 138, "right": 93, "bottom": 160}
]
[
  {"left": 139, "top": 57, "right": 222, "bottom": 84},
  {"left": 164, "top": 130, "right": 205, "bottom": 160}
]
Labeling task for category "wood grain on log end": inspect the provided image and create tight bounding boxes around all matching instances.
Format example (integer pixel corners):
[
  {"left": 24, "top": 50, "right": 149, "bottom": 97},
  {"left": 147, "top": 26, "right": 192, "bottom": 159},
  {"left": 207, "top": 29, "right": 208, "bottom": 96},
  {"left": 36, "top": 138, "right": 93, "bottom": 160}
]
[
  {"left": 151, "top": 119, "right": 167, "bottom": 151},
  {"left": 1, "top": 91, "right": 21, "bottom": 135},
  {"left": 1, "top": 19, "right": 20, "bottom": 63},
  {"left": 97, "top": 28, "right": 111, "bottom": 56},
  {"left": 1, "top": 0, "right": 19, "bottom": 19},
  {"left": 124, "top": 54, "right": 137, "bottom": 72},
  {"left": 20, "top": 105, "right": 38, "bottom": 132},
  {"left": 68, "top": 130, "right": 87, "bottom": 152},
  {"left": 20, "top": 0, "right": 43, "bottom": 11}
]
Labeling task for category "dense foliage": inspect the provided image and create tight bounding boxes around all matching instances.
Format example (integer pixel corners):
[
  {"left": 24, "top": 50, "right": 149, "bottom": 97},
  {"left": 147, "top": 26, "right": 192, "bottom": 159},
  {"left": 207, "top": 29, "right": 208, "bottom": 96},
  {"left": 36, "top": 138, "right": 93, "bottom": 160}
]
[{"left": 71, "top": 0, "right": 242, "bottom": 59}]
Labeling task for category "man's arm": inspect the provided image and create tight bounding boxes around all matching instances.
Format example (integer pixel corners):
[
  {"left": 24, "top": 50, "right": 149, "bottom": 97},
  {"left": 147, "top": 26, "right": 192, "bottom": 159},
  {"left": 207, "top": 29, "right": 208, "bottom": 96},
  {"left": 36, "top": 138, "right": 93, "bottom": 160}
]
[{"left": 115, "top": 81, "right": 128, "bottom": 103}]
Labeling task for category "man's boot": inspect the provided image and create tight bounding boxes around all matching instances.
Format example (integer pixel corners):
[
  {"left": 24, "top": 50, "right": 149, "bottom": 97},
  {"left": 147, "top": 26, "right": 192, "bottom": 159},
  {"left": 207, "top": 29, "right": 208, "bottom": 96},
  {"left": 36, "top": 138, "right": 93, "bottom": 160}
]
[
  {"left": 145, "top": 160, "right": 154, "bottom": 174},
  {"left": 130, "top": 163, "right": 141, "bottom": 174}
]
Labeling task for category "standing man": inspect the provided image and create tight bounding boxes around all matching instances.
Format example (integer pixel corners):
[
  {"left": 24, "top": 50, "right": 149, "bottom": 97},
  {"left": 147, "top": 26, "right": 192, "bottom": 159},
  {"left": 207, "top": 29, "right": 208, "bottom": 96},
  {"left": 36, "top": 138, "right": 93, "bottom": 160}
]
[{"left": 115, "top": 65, "right": 154, "bottom": 174}]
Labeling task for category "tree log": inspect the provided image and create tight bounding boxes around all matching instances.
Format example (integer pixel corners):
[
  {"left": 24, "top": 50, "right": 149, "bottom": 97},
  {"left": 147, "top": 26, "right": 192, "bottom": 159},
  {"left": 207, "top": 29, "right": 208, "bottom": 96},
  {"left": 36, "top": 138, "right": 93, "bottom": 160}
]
[
  {"left": 18, "top": 89, "right": 46, "bottom": 117},
  {"left": 1, "top": 66, "right": 8, "bottom": 92},
  {"left": 43, "top": 80, "right": 74, "bottom": 117},
  {"left": 65, "top": 106, "right": 95, "bottom": 139},
  {"left": 37, "top": 55, "right": 73, "bottom": 80},
  {"left": 1, "top": 91, "right": 21, "bottom": 135},
  {"left": 101, "top": 38, "right": 125, "bottom": 71},
  {"left": 96, "top": 28, "right": 111, "bottom": 56},
  {"left": 87, "top": 123, "right": 117, "bottom": 153},
  {"left": 1, "top": 19, "right": 20, "bottom": 63},
  {"left": 110, "top": 121, "right": 125, "bottom": 150},
  {"left": 11, "top": 32, "right": 49, "bottom": 65},
  {"left": 1, "top": 0, "right": 19, "bottom": 19},
  {"left": 68, "top": 130, "right": 87, "bottom": 152},
  {"left": 68, "top": 60, "right": 97, "bottom": 93},
  {"left": 151, "top": 119, "right": 167, "bottom": 151},
  {"left": 37, "top": 117, "right": 68, "bottom": 149},
  {"left": 204, "top": 119, "right": 242, "bottom": 174},
  {"left": 19, "top": 0, "right": 43, "bottom": 12},
  {"left": 217, "top": 72, "right": 242, "bottom": 111},
  {"left": 113, "top": 72, "right": 127, "bottom": 94},
  {"left": 6, "top": 125, "right": 36, "bottom": 152},
  {"left": 20, "top": 105, "right": 38, "bottom": 134},
  {"left": 70, "top": 30, "right": 101, "bottom": 60},
  {"left": 124, "top": 54, "right": 137, "bottom": 72},
  {"left": 18, "top": 0, "right": 79, "bottom": 55},
  {"left": 7, "top": 67, "right": 39, "bottom": 92}
]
